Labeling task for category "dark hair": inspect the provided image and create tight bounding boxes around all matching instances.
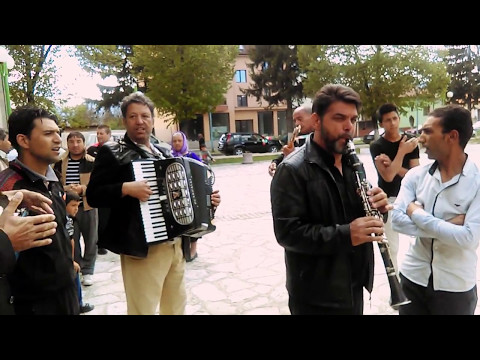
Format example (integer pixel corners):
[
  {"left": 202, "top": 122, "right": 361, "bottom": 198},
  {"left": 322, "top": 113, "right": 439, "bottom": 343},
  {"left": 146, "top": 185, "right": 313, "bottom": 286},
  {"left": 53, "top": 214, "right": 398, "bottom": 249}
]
[
  {"left": 67, "top": 131, "right": 85, "bottom": 142},
  {"left": 0, "top": 128, "right": 7, "bottom": 141},
  {"left": 312, "top": 84, "right": 362, "bottom": 118},
  {"left": 428, "top": 104, "right": 472, "bottom": 149},
  {"left": 65, "top": 190, "right": 81, "bottom": 205},
  {"left": 8, "top": 105, "right": 58, "bottom": 151},
  {"left": 377, "top": 103, "right": 399, "bottom": 124},
  {"left": 120, "top": 91, "right": 155, "bottom": 119},
  {"left": 97, "top": 124, "right": 111, "bottom": 135}
]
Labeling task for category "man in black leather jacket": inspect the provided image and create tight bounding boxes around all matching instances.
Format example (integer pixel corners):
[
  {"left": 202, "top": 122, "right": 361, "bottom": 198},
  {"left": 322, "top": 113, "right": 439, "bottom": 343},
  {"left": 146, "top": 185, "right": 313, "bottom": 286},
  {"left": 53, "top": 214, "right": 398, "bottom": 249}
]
[
  {"left": 270, "top": 84, "right": 391, "bottom": 315},
  {"left": 86, "top": 92, "right": 221, "bottom": 315}
]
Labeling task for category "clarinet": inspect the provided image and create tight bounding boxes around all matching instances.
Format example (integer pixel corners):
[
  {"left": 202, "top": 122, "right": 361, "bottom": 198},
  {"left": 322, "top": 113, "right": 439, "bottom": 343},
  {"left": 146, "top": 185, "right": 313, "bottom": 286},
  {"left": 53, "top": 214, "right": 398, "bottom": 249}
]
[{"left": 344, "top": 139, "right": 410, "bottom": 308}]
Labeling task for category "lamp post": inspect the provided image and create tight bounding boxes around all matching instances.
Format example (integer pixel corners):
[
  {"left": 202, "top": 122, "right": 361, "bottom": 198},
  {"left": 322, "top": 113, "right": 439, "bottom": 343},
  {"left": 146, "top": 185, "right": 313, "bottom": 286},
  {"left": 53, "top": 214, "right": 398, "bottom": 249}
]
[{"left": 446, "top": 91, "right": 453, "bottom": 104}]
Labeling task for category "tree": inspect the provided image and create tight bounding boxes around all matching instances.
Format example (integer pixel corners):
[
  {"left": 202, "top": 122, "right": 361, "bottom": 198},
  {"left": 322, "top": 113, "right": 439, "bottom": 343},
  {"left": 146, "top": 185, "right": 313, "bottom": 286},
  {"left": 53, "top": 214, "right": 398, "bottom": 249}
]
[
  {"left": 133, "top": 45, "right": 238, "bottom": 125},
  {"left": 444, "top": 45, "right": 480, "bottom": 111},
  {"left": 298, "top": 45, "right": 449, "bottom": 130},
  {"left": 75, "top": 45, "right": 139, "bottom": 112},
  {"left": 243, "top": 45, "right": 305, "bottom": 131},
  {"left": 3, "top": 45, "right": 61, "bottom": 113}
]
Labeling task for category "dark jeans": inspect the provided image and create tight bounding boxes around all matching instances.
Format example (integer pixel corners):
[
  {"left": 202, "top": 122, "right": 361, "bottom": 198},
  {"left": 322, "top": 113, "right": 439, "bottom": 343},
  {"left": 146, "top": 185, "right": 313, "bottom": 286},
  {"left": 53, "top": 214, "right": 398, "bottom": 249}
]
[
  {"left": 399, "top": 273, "right": 477, "bottom": 315},
  {"left": 288, "top": 285, "right": 364, "bottom": 315},
  {"left": 75, "top": 273, "right": 83, "bottom": 306}
]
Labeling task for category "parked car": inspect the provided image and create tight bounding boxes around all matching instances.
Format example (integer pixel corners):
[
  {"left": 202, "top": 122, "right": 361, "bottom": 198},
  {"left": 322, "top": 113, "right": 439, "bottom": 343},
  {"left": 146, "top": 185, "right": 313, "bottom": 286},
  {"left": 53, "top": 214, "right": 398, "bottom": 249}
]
[
  {"left": 404, "top": 127, "right": 422, "bottom": 137},
  {"left": 217, "top": 132, "right": 282, "bottom": 155},
  {"left": 362, "top": 128, "right": 385, "bottom": 144}
]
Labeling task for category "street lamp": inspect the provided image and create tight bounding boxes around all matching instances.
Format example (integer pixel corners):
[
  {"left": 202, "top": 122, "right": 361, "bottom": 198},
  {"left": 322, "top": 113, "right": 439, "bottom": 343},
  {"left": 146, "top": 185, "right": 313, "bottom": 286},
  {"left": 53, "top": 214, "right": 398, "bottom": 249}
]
[{"left": 446, "top": 91, "right": 453, "bottom": 103}]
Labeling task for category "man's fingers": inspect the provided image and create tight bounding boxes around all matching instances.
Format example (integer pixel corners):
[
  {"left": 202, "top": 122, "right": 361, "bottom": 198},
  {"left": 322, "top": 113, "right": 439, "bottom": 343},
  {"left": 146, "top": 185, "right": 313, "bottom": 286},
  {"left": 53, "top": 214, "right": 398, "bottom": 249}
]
[
  {"left": 3, "top": 192, "right": 22, "bottom": 216},
  {"left": 30, "top": 239, "right": 53, "bottom": 248},
  {"left": 30, "top": 214, "right": 56, "bottom": 226}
]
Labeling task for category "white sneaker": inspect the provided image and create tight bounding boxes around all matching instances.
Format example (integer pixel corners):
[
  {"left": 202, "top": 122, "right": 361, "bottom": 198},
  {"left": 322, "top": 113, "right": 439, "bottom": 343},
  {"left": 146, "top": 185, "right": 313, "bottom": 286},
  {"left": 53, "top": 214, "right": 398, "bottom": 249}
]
[{"left": 82, "top": 274, "right": 93, "bottom": 286}]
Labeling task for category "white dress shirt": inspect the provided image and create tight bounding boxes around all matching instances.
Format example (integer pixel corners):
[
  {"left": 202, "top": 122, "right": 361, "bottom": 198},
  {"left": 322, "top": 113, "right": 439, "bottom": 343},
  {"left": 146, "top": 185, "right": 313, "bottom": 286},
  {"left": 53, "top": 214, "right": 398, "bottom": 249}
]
[{"left": 391, "top": 156, "right": 480, "bottom": 292}]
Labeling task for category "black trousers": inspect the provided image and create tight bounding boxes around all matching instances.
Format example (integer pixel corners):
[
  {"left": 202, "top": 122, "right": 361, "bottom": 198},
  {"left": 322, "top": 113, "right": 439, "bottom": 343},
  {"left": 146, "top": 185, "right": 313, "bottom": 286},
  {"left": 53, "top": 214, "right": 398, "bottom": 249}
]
[
  {"left": 399, "top": 273, "right": 477, "bottom": 315},
  {"left": 13, "top": 283, "right": 79, "bottom": 315},
  {"left": 288, "top": 285, "right": 364, "bottom": 315}
]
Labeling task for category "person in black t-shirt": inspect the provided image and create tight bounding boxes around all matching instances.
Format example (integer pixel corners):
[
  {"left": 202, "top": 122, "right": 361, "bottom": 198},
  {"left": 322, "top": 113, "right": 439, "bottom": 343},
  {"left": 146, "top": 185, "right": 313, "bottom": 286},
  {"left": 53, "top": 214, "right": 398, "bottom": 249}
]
[{"left": 369, "top": 103, "right": 420, "bottom": 301}]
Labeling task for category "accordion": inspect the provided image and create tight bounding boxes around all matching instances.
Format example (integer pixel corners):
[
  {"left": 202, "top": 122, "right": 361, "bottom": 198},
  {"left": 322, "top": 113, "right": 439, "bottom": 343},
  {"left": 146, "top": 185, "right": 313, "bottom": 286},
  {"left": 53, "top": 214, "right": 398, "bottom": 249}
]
[{"left": 131, "top": 156, "right": 216, "bottom": 245}]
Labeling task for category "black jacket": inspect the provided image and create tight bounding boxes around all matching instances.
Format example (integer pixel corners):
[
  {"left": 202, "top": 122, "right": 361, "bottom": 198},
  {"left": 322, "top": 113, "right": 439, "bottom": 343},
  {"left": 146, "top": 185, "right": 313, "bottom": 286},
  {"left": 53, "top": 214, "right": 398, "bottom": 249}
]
[
  {"left": 0, "top": 162, "right": 75, "bottom": 301},
  {"left": 272, "top": 134, "right": 309, "bottom": 166},
  {"left": 86, "top": 134, "right": 171, "bottom": 258},
  {"left": 0, "top": 231, "right": 15, "bottom": 314},
  {"left": 270, "top": 134, "right": 374, "bottom": 308}
]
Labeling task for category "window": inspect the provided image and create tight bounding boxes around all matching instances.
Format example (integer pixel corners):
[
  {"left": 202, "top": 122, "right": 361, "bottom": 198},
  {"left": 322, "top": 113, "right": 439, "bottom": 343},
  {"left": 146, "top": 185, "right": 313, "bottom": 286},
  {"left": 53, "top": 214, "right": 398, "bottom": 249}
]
[
  {"left": 235, "top": 70, "right": 247, "bottom": 83},
  {"left": 258, "top": 111, "right": 273, "bottom": 135},
  {"left": 237, "top": 95, "right": 248, "bottom": 107}
]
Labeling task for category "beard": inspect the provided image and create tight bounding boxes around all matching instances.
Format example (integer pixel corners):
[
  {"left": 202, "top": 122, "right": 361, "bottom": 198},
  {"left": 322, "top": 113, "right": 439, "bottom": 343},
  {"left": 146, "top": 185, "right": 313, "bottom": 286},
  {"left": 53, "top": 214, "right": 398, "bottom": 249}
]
[{"left": 321, "top": 125, "right": 351, "bottom": 154}]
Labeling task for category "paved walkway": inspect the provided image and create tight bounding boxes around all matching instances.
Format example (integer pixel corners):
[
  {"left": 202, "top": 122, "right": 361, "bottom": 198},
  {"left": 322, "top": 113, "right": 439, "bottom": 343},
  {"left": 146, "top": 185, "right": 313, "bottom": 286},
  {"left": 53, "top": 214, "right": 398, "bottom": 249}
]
[{"left": 82, "top": 145, "right": 480, "bottom": 315}]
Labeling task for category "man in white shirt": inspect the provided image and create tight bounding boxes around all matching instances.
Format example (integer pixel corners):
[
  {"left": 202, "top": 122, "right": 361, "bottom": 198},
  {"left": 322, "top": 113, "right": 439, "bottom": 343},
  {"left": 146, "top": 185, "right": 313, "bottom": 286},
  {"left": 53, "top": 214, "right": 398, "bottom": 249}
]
[{"left": 392, "top": 104, "right": 480, "bottom": 315}]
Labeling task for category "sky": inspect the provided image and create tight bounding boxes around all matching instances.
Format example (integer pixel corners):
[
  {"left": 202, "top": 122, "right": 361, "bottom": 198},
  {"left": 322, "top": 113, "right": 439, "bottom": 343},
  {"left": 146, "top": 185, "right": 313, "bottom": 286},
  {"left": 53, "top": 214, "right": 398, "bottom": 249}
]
[{"left": 54, "top": 46, "right": 117, "bottom": 107}]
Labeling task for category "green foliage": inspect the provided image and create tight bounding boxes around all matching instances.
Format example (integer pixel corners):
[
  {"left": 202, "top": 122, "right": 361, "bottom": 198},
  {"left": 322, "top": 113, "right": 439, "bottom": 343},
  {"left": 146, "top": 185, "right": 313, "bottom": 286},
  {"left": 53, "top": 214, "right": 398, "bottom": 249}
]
[
  {"left": 3, "top": 45, "right": 61, "bottom": 114},
  {"left": 132, "top": 45, "right": 238, "bottom": 125},
  {"left": 298, "top": 45, "right": 449, "bottom": 121},
  {"left": 75, "top": 45, "right": 137, "bottom": 112},
  {"left": 444, "top": 45, "right": 480, "bottom": 110},
  {"left": 243, "top": 45, "right": 305, "bottom": 127}
]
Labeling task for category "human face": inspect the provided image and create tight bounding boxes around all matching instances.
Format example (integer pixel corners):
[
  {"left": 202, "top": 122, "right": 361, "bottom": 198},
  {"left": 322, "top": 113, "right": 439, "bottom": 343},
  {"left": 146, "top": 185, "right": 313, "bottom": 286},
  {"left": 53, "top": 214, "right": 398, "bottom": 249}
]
[
  {"left": 379, "top": 111, "right": 400, "bottom": 137},
  {"left": 293, "top": 109, "right": 315, "bottom": 135},
  {"left": 172, "top": 133, "right": 184, "bottom": 153},
  {"left": 17, "top": 118, "right": 62, "bottom": 171},
  {"left": 417, "top": 116, "right": 448, "bottom": 160},
  {"left": 66, "top": 200, "right": 80, "bottom": 217},
  {"left": 313, "top": 101, "right": 358, "bottom": 154},
  {"left": 0, "top": 134, "right": 11, "bottom": 153},
  {"left": 123, "top": 103, "right": 153, "bottom": 145},
  {"left": 67, "top": 136, "right": 85, "bottom": 159},
  {"left": 96, "top": 129, "right": 110, "bottom": 145}
]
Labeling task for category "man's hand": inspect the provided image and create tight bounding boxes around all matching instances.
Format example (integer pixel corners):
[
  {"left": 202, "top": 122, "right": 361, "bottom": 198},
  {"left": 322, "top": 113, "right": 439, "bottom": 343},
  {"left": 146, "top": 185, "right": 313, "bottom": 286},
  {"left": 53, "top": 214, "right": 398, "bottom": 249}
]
[
  {"left": 73, "top": 261, "right": 81, "bottom": 273},
  {"left": 122, "top": 180, "right": 153, "bottom": 202},
  {"left": 350, "top": 216, "right": 385, "bottom": 246},
  {"left": 281, "top": 144, "right": 295, "bottom": 157},
  {"left": 211, "top": 189, "right": 221, "bottom": 208},
  {"left": 0, "top": 192, "right": 56, "bottom": 252},
  {"left": 268, "top": 162, "right": 277, "bottom": 177},
  {"left": 65, "top": 183, "right": 83, "bottom": 196},
  {"left": 367, "top": 186, "right": 392, "bottom": 214},
  {"left": 398, "top": 135, "right": 419, "bottom": 157},
  {"left": 2, "top": 189, "right": 54, "bottom": 214}
]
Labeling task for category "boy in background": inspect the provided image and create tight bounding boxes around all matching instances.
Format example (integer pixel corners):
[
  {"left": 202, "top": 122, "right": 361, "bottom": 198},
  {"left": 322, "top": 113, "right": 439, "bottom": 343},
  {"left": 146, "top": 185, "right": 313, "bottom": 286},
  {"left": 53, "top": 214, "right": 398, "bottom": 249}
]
[
  {"left": 200, "top": 144, "right": 215, "bottom": 165},
  {"left": 65, "top": 191, "right": 94, "bottom": 314}
]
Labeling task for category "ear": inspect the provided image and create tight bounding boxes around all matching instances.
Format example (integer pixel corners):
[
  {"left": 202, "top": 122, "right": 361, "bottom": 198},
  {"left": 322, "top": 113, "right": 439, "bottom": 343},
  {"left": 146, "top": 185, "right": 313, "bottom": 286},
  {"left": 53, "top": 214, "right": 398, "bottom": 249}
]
[
  {"left": 16, "top": 134, "right": 30, "bottom": 150},
  {"left": 312, "top": 113, "right": 321, "bottom": 130}
]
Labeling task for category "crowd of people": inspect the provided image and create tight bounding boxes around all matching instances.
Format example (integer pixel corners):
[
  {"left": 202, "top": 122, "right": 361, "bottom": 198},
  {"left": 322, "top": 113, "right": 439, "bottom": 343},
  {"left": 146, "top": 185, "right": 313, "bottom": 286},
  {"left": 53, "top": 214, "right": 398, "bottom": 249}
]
[{"left": 1, "top": 83, "right": 479, "bottom": 316}]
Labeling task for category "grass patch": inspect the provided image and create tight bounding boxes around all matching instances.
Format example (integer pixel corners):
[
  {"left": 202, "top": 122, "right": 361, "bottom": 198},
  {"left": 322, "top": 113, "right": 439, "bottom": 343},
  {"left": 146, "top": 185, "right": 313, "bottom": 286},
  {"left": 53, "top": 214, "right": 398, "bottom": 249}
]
[{"left": 212, "top": 153, "right": 279, "bottom": 165}]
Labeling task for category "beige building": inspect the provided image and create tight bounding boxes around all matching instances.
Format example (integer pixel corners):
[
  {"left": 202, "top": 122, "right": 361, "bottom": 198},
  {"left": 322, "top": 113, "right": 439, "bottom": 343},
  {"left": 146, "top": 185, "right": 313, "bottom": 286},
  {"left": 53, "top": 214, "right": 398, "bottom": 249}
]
[{"left": 153, "top": 45, "right": 288, "bottom": 150}]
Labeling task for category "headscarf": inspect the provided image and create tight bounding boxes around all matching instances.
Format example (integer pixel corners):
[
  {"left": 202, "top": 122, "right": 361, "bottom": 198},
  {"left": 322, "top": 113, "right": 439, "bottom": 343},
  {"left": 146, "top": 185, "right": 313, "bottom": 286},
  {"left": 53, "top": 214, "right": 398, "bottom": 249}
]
[{"left": 171, "top": 131, "right": 189, "bottom": 157}]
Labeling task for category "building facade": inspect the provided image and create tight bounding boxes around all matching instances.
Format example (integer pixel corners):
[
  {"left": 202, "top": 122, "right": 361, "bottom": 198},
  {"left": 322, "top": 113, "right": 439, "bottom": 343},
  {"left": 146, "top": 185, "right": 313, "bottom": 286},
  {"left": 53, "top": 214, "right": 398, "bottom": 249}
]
[{"left": 153, "top": 45, "right": 288, "bottom": 150}]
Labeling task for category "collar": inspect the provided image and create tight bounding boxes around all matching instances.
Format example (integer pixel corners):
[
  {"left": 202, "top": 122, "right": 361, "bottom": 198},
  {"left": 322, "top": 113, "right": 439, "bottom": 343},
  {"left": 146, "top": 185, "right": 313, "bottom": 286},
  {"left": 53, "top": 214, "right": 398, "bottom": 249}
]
[{"left": 12, "top": 158, "right": 59, "bottom": 182}]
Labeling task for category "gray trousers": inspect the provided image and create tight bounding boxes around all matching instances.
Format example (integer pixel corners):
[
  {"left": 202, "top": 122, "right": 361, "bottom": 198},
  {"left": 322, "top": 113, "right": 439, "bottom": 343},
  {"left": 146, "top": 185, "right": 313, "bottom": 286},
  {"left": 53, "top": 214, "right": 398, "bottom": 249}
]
[{"left": 73, "top": 206, "right": 98, "bottom": 275}]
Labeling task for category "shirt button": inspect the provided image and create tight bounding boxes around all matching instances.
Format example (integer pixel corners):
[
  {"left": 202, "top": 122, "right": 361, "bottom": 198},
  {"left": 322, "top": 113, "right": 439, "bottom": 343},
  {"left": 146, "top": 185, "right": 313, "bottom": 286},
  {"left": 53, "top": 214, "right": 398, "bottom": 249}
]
[{"left": 9, "top": 296, "right": 14, "bottom": 304}]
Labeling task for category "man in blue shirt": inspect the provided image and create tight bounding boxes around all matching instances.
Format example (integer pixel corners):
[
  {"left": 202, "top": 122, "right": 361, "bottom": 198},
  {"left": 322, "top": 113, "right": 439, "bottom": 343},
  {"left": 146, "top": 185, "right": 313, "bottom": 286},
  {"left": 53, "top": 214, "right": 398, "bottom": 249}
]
[{"left": 392, "top": 104, "right": 480, "bottom": 315}]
